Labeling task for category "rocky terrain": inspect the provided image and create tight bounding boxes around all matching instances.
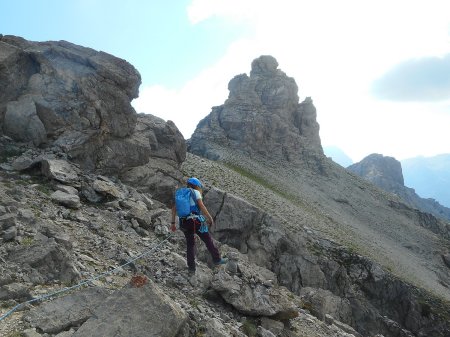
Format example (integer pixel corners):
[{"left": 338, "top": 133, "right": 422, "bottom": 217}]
[
  {"left": 347, "top": 153, "right": 450, "bottom": 222},
  {"left": 0, "top": 36, "right": 449, "bottom": 337},
  {"left": 188, "top": 56, "right": 450, "bottom": 336}
]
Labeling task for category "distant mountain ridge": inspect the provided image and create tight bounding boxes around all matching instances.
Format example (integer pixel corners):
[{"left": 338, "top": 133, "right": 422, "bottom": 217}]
[
  {"left": 348, "top": 153, "right": 450, "bottom": 222},
  {"left": 324, "top": 147, "right": 450, "bottom": 209}
]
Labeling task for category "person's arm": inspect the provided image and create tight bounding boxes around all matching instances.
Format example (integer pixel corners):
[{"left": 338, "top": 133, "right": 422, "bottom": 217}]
[
  {"left": 170, "top": 204, "right": 177, "bottom": 232},
  {"left": 196, "top": 199, "right": 214, "bottom": 226}
]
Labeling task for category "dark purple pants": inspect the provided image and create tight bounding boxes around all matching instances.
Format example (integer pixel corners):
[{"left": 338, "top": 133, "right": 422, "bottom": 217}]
[{"left": 180, "top": 218, "right": 221, "bottom": 271}]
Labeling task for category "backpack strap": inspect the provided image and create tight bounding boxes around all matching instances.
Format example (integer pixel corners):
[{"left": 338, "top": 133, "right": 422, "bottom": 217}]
[{"left": 189, "top": 188, "right": 200, "bottom": 214}]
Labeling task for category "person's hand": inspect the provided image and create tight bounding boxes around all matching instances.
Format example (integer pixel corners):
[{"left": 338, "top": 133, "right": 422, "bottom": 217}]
[
  {"left": 170, "top": 223, "right": 176, "bottom": 232},
  {"left": 207, "top": 217, "right": 214, "bottom": 226}
]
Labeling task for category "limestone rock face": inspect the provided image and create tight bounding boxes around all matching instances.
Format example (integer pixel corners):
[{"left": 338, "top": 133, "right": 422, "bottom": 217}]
[
  {"left": 0, "top": 35, "right": 186, "bottom": 203},
  {"left": 0, "top": 35, "right": 139, "bottom": 147},
  {"left": 189, "top": 55, "right": 323, "bottom": 163}
]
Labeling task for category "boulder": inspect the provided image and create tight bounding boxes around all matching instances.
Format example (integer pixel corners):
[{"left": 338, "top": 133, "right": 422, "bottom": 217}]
[
  {"left": 55, "top": 184, "right": 78, "bottom": 195},
  {"left": 41, "top": 159, "right": 80, "bottom": 185},
  {"left": 211, "top": 267, "right": 298, "bottom": 319},
  {"left": 0, "top": 35, "right": 139, "bottom": 146},
  {"left": 2, "top": 225, "right": 17, "bottom": 241},
  {"left": 92, "top": 177, "right": 122, "bottom": 199},
  {"left": 73, "top": 282, "right": 187, "bottom": 337},
  {"left": 24, "top": 287, "right": 111, "bottom": 334},
  {"left": 51, "top": 190, "right": 81, "bottom": 209},
  {"left": 8, "top": 238, "right": 80, "bottom": 284}
]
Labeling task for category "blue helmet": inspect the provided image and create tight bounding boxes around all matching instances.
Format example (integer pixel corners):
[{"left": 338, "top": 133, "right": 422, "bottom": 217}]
[{"left": 187, "top": 177, "right": 203, "bottom": 188}]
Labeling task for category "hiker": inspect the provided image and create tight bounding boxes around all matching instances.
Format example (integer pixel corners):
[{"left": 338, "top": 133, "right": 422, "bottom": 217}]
[{"left": 171, "top": 177, "right": 226, "bottom": 274}]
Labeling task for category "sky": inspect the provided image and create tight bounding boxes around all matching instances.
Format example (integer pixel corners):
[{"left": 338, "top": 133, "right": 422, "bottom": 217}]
[{"left": 1, "top": 0, "right": 450, "bottom": 163}]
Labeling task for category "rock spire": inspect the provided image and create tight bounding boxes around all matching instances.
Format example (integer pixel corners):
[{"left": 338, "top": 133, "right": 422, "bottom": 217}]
[{"left": 189, "top": 55, "right": 323, "bottom": 163}]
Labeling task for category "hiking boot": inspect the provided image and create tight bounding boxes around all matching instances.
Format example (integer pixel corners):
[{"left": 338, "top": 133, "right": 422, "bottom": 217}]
[{"left": 214, "top": 258, "right": 228, "bottom": 266}]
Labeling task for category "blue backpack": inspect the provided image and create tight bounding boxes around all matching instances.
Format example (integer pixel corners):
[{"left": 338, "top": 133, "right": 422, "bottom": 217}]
[{"left": 175, "top": 188, "right": 199, "bottom": 217}]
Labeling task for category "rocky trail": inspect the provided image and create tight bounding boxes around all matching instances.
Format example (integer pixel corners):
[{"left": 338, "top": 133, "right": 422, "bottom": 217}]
[
  {"left": 0, "top": 160, "right": 362, "bottom": 337},
  {"left": 1, "top": 36, "right": 449, "bottom": 336}
]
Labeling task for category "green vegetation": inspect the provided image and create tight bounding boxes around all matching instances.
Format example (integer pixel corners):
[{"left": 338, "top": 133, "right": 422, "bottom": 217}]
[
  {"left": 224, "top": 162, "right": 298, "bottom": 202},
  {"left": 2, "top": 180, "right": 13, "bottom": 189},
  {"left": 306, "top": 242, "right": 325, "bottom": 257},
  {"left": 21, "top": 237, "right": 34, "bottom": 246},
  {"left": 241, "top": 319, "right": 257, "bottom": 337},
  {"left": 1, "top": 301, "right": 12, "bottom": 309},
  {"left": 345, "top": 243, "right": 358, "bottom": 255},
  {"left": 0, "top": 147, "right": 23, "bottom": 163},
  {"left": 194, "top": 325, "right": 206, "bottom": 337},
  {"left": 189, "top": 298, "right": 200, "bottom": 309},
  {"left": 417, "top": 293, "right": 450, "bottom": 322},
  {"left": 35, "top": 184, "right": 52, "bottom": 196},
  {"left": 222, "top": 161, "right": 326, "bottom": 223},
  {"left": 6, "top": 332, "right": 22, "bottom": 337}
]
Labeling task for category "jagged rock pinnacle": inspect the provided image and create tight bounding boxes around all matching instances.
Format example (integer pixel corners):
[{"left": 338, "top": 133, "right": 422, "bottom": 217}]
[{"left": 189, "top": 55, "right": 323, "bottom": 163}]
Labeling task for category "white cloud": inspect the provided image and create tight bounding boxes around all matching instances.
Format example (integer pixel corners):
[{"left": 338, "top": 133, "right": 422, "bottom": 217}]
[
  {"left": 187, "top": 0, "right": 258, "bottom": 24},
  {"left": 320, "top": 99, "right": 450, "bottom": 162},
  {"left": 134, "top": 0, "right": 450, "bottom": 160},
  {"left": 133, "top": 38, "right": 260, "bottom": 138}
]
